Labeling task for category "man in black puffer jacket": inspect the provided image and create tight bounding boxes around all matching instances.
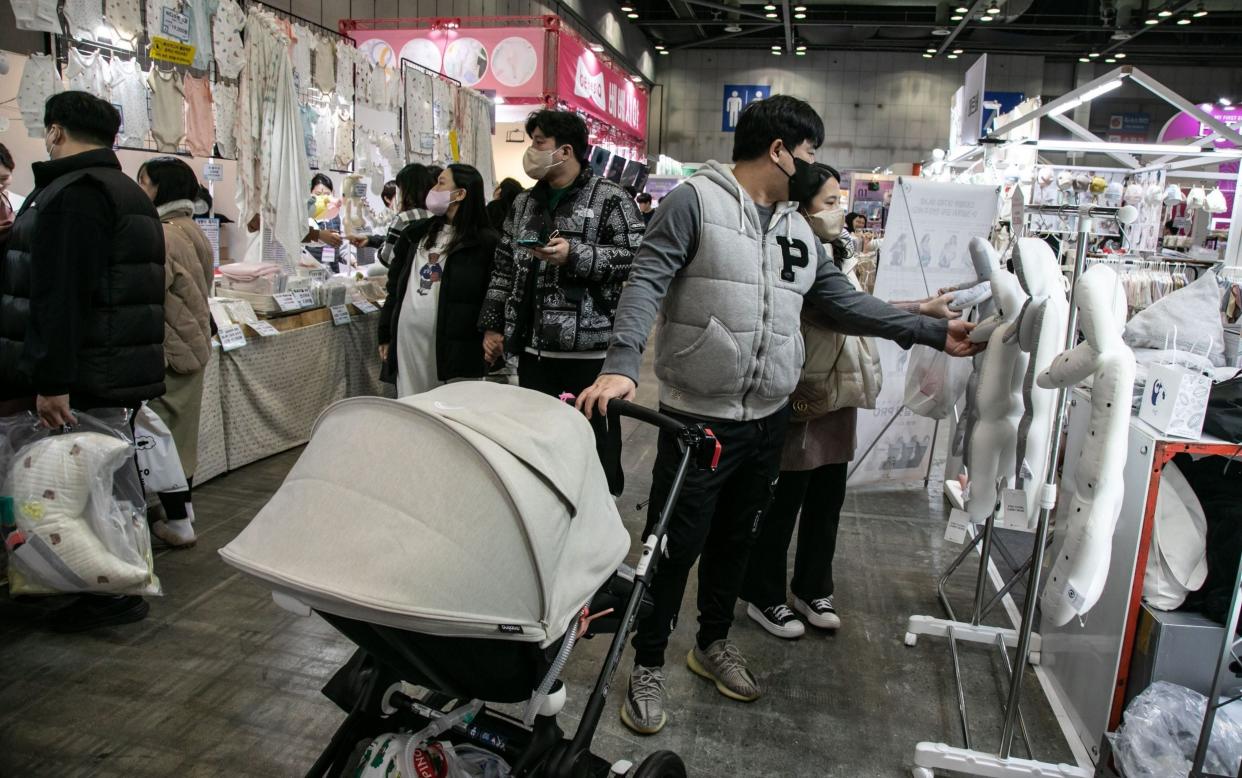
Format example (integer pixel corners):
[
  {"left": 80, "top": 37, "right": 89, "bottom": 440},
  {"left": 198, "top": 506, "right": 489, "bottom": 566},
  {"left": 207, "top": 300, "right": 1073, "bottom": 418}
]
[{"left": 0, "top": 91, "right": 165, "bottom": 632}]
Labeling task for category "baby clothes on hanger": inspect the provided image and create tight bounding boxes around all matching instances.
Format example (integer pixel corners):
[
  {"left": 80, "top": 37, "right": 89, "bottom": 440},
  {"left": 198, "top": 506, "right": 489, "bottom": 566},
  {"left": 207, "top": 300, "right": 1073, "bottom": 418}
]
[
  {"left": 148, "top": 66, "right": 185, "bottom": 152},
  {"left": 212, "top": 80, "right": 238, "bottom": 158},
  {"left": 183, "top": 74, "right": 214, "bottom": 156},
  {"left": 332, "top": 109, "right": 354, "bottom": 170},
  {"left": 334, "top": 41, "right": 356, "bottom": 104},
  {"left": 312, "top": 102, "right": 335, "bottom": 170},
  {"left": 64, "top": 47, "right": 112, "bottom": 101},
  {"left": 18, "top": 53, "right": 63, "bottom": 138},
  {"left": 63, "top": 0, "right": 105, "bottom": 40},
  {"left": 12, "top": 0, "right": 62, "bottom": 33},
  {"left": 106, "top": 0, "right": 143, "bottom": 47},
  {"left": 404, "top": 67, "right": 434, "bottom": 162},
  {"left": 212, "top": 0, "right": 246, "bottom": 79},
  {"left": 313, "top": 35, "right": 335, "bottom": 93},
  {"left": 298, "top": 103, "right": 318, "bottom": 165},
  {"left": 291, "top": 24, "right": 313, "bottom": 92},
  {"left": 183, "top": 0, "right": 217, "bottom": 71},
  {"left": 110, "top": 57, "right": 150, "bottom": 148},
  {"left": 145, "top": 0, "right": 182, "bottom": 40}
]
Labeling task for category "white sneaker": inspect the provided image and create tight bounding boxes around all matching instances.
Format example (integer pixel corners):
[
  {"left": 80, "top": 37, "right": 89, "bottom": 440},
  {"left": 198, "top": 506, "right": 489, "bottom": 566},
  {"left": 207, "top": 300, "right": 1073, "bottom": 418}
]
[
  {"left": 794, "top": 596, "right": 841, "bottom": 630},
  {"left": 745, "top": 602, "right": 805, "bottom": 639},
  {"left": 151, "top": 518, "right": 197, "bottom": 549}
]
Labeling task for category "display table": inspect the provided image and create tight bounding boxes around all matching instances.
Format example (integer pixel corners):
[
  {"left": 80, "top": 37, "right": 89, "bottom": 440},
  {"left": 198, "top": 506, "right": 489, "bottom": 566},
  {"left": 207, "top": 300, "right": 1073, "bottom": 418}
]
[{"left": 193, "top": 306, "right": 391, "bottom": 484}]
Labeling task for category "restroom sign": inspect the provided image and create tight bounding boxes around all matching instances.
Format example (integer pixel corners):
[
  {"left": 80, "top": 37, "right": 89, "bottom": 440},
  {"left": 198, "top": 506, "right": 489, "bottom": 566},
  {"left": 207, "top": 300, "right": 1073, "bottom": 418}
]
[{"left": 722, "top": 84, "right": 769, "bottom": 132}]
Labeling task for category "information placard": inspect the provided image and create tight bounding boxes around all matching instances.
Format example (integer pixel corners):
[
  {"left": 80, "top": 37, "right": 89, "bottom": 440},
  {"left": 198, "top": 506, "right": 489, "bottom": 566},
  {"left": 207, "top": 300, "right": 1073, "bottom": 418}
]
[
  {"left": 249, "top": 321, "right": 280, "bottom": 337},
  {"left": 149, "top": 37, "right": 195, "bottom": 66},
  {"left": 218, "top": 324, "right": 247, "bottom": 351},
  {"left": 330, "top": 304, "right": 352, "bottom": 326}
]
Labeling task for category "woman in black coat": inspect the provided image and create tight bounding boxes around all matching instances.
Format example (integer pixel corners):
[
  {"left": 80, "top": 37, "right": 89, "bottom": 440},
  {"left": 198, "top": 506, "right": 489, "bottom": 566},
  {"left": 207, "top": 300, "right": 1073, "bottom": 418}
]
[{"left": 378, "top": 164, "right": 498, "bottom": 395}]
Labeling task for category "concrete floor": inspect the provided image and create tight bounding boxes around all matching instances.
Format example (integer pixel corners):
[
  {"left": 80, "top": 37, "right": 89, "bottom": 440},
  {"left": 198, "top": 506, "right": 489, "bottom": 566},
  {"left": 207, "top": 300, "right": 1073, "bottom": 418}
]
[{"left": 0, "top": 378, "right": 1077, "bottom": 777}]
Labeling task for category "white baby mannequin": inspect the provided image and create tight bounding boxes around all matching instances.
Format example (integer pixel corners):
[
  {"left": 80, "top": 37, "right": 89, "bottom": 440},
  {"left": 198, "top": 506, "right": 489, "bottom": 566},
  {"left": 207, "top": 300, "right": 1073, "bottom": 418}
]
[
  {"left": 1006, "top": 238, "right": 1069, "bottom": 526},
  {"left": 1039, "top": 264, "right": 1135, "bottom": 626},
  {"left": 953, "top": 238, "right": 1005, "bottom": 484}
]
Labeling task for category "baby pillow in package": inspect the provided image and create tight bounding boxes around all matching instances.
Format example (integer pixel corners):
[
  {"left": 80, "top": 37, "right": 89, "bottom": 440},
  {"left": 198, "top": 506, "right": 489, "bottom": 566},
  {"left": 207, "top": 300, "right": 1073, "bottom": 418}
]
[
  {"left": 0, "top": 410, "right": 160, "bottom": 597},
  {"left": 1124, "top": 271, "right": 1227, "bottom": 366}
]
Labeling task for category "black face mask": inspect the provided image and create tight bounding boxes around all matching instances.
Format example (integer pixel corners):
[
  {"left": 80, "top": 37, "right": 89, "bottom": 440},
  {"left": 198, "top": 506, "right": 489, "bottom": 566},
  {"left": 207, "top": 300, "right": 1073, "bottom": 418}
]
[{"left": 774, "top": 148, "right": 819, "bottom": 204}]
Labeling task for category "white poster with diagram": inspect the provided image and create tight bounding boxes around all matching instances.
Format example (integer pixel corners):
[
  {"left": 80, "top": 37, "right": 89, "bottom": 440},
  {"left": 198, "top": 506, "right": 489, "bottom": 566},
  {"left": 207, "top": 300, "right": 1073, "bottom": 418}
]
[{"left": 850, "top": 178, "right": 999, "bottom": 486}]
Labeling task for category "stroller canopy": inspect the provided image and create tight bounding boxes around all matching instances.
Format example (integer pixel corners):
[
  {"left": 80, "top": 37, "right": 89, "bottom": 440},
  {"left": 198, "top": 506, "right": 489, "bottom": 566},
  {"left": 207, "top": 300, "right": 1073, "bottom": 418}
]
[{"left": 220, "top": 383, "right": 630, "bottom": 646}]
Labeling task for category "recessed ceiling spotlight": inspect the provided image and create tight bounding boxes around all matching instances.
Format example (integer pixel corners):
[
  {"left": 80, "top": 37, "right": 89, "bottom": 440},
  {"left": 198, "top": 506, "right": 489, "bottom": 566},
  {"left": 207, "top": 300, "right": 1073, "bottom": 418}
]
[
  {"left": 955, "top": 5, "right": 969, "bottom": 12},
  {"left": 979, "top": 15, "right": 994, "bottom": 22},
  {"left": 794, "top": 12, "right": 806, "bottom": 19},
  {"left": 764, "top": 3, "right": 776, "bottom": 9},
  {"left": 1089, "top": 51, "right": 1100, "bottom": 57},
  {"left": 926, "top": 47, "right": 937, "bottom": 53},
  {"left": 1144, "top": 17, "right": 1159, "bottom": 24},
  {"left": 1194, "top": 3, "right": 1208, "bottom": 17},
  {"left": 794, "top": 4, "right": 807, "bottom": 10},
  {"left": 986, "top": 5, "right": 1001, "bottom": 13},
  {"left": 923, "top": 53, "right": 934, "bottom": 58},
  {"left": 1158, "top": 8, "right": 1173, "bottom": 16},
  {"left": 620, "top": 3, "right": 633, "bottom": 10},
  {"left": 1177, "top": 17, "right": 1191, "bottom": 24},
  {"left": 951, "top": 15, "right": 963, "bottom": 20},
  {"left": 1079, "top": 57, "right": 1090, "bottom": 62},
  {"left": 724, "top": 23, "right": 742, "bottom": 32},
  {"left": 1115, "top": 52, "right": 1126, "bottom": 58},
  {"left": 772, "top": 49, "right": 782, "bottom": 55},
  {"left": 627, "top": 12, "right": 639, "bottom": 18},
  {"left": 1105, "top": 57, "right": 1116, "bottom": 62},
  {"left": 953, "top": 48, "right": 963, "bottom": 54},
  {"left": 1220, "top": 97, "right": 1233, "bottom": 106},
  {"left": 654, "top": 43, "right": 665, "bottom": 50},
  {"left": 795, "top": 51, "right": 806, "bottom": 56},
  {"left": 947, "top": 54, "right": 959, "bottom": 59},
  {"left": 796, "top": 44, "right": 807, "bottom": 51},
  {"left": 659, "top": 49, "right": 669, "bottom": 55},
  {"left": 933, "top": 27, "right": 951, "bottom": 35},
  {"left": 772, "top": 44, "right": 782, "bottom": 49},
  {"left": 765, "top": 12, "right": 778, "bottom": 18}
]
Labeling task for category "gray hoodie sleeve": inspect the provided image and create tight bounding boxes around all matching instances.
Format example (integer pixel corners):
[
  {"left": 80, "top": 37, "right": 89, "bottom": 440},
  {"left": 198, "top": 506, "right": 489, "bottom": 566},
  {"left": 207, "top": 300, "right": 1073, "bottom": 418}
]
[
  {"left": 806, "top": 241, "right": 949, "bottom": 349},
  {"left": 600, "top": 184, "right": 701, "bottom": 384}
]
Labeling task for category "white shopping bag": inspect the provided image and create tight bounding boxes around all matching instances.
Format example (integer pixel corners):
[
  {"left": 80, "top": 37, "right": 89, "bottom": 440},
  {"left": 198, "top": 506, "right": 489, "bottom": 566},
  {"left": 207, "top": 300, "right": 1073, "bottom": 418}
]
[
  {"left": 1139, "top": 361, "right": 1212, "bottom": 439},
  {"left": 134, "top": 404, "right": 189, "bottom": 495}
]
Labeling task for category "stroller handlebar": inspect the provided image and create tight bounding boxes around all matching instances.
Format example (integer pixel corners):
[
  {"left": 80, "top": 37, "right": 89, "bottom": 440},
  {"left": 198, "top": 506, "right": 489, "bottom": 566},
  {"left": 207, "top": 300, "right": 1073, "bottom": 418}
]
[
  {"left": 605, "top": 399, "right": 722, "bottom": 472},
  {"left": 604, "top": 399, "right": 688, "bottom": 436}
]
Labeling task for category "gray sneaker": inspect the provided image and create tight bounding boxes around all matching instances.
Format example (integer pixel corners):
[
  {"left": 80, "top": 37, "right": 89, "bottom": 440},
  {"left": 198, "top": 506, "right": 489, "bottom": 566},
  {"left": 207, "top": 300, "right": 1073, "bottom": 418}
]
[
  {"left": 620, "top": 664, "right": 667, "bottom": 735},
  {"left": 687, "top": 639, "right": 761, "bottom": 702}
]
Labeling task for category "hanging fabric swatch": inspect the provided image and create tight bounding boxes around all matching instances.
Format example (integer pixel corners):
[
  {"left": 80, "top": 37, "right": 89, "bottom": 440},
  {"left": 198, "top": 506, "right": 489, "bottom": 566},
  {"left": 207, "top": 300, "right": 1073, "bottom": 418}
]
[
  {"left": 18, "top": 54, "right": 63, "bottom": 138},
  {"left": 148, "top": 66, "right": 185, "bottom": 152},
  {"left": 184, "top": 74, "right": 215, "bottom": 157},
  {"left": 110, "top": 58, "right": 150, "bottom": 148}
]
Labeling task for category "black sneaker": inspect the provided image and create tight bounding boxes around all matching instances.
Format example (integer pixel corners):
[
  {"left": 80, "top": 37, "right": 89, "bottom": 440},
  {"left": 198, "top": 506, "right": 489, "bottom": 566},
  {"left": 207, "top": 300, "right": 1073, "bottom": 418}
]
[
  {"left": 795, "top": 596, "right": 841, "bottom": 630},
  {"left": 49, "top": 595, "right": 149, "bottom": 633},
  {"left": 745, "top": 602, "right": 805, "bottom": 639}
]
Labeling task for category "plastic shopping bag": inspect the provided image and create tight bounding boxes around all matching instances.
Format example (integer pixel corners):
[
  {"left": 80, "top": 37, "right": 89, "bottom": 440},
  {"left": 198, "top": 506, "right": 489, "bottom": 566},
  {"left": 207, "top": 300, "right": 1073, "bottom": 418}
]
[
  {"left": 354, "top": 734, "right": 511, "bottom": 778},
  {"left": 1111, "top": 681, "right": 1242, "bottom": 778},
  {"left": 134, "top": 403, "right": 189, "bottom": 496},
  {"left": 0, "top": 409, "right": 161, "bottom": 597},
  {"left": 903, "top": 344, "right": 972, "bottom": 419}
]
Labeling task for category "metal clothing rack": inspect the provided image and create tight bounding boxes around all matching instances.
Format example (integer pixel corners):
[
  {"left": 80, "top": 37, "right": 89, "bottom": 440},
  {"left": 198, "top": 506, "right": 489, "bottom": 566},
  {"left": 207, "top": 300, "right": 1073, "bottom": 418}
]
[
  {"left": 910, "top": 202, "right": 1135, "bottom": 778},
  {"left": 398, "top": 57, "right": 461, "bottom": 165}
]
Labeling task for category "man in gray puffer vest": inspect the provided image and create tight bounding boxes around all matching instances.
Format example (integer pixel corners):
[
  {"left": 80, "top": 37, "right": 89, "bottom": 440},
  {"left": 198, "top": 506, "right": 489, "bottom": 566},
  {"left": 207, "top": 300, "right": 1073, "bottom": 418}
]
[{"left": 578, "top": 96, "right": 981, "bottom": 735}]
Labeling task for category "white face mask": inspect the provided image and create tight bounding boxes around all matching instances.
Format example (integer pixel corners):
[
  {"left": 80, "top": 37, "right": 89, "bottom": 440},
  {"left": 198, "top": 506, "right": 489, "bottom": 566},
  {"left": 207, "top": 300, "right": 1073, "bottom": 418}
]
[
  {"left": 523, "top": 146, "right": 565, "bottom": 180},
  {"left": 808, "top": 207, "right": 846, "bottom": 242}
]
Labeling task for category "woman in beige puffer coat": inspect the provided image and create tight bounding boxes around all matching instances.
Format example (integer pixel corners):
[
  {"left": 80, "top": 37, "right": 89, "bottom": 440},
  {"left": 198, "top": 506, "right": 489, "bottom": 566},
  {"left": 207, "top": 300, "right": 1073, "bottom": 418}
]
[{"left": 138, "top": 157, "right": 214, "bottom": 549}]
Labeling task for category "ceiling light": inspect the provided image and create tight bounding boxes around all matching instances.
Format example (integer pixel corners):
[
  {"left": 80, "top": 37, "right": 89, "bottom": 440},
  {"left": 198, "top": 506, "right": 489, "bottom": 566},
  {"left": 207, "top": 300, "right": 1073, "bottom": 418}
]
[
  {"left": 979, "top": 15, "right": 994, "bottom": 22},
  {"left": 947, "top": 54, "right": 959, "bottom": 59},
  {"left": 1079, "top": 57, "right": 1090, "bottom": 62},
  {"left": 794, "top": 12, "right": 806, "bottom": 18},
  {"left": 772, "top": 44, "right": 782, "bottom": 49},
  {"left": 659, "top": 49, "right": 669, "bottom": 55},
  {"left": 620, "top": 3, "right": 633, "bottom": 10},
  {"left": 953, "top": 48, "right": 963, "bottom": 54},
  {"left": 724, "top": 22, "right": 742, "bottom": 32},
  {"left": 630, "top": 75, "right": 643, "bottom": 82},
  {"left": 955, "top": 5, "right": 969, "bottom": 12},
  {"left": 1048, "top": 79, "right": 1125, "bottom": 115},
  {"left": 986, "top": 4, "right": 1001, "bottom": 13},
  {"left": 951, "top": 15, "right": 963, "bottom": 20},
  {"left": 796, "top": 44, "right": 807, "bottom": 51},
  {"left": 926, "top": 47, "right": 937, "bottom": 53},
  {"left": 1158, "top": 8, "right": 1173, "bottom": 16},
  {"left": 933, "top": 27, "right": 951, "bottom": 35},
  {"left": 795, "top": 51, "right": 806, "bottom": 56},
  {"left": 1089, "top": 51, "right": 1100, "bottom": 57},
  {"left": 1220, "top": 97, "right": 1234, "bottom": 106},
  {"left": 1033, "top": 139, "right": 1242, "bottom": 156},
  {"left": 627, "top": 12, "right": 639, "bottom": 18},
  {"left": 1194, "top": 4, "right": 1208, "bottom": 17},
  {"left": 765, "top": 12, "right": 778, "bottom": 18},
  {"left": 923, "top": 53, "right": 934, "bottom": 58},
  {"left": 1115, "top": 52, "right": 1126, "bottom": 58},
  {"left": 654, "top": 43, "right": 665, "bottom": 50},
  {"left": 589, "top": 43, "right": 604, "bottom": 52},
  {"left": 1144, "top": 17, "right": 1159, "bottom": 24},
  {"left": 772, "top": 49, "right": 782, "bottom": 55},
  {"left": 764, "top": 3, "right": 776, "bottom": 9},
  {"left": 1177, "top": 17, "right": 1191, "bottom": 24},
  {"left": 794, "top": 4, "right": 806, "bottom": 10},
  {"left": 1105, "top": 57, "right": 1116, "bottom": 62}
]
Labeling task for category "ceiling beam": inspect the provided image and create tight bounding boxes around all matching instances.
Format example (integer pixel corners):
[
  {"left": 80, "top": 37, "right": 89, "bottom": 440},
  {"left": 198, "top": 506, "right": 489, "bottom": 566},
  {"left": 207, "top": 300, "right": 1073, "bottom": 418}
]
[
  {"left": 665, "top": 0, "right": 707, "bottom": 42},
  {"left": 636, "top": 18, "right": 1242, "bottom": 34},
  {"left": 781, "top": 0, "right": 793, "bottom": 52},
  {"left": 1100, "top": 0, "right": 1198, "bottom": 55},
  {"left": 669, "top": 23, "right": 783, "bottom": 51},
  {"left": 677, "top": 0, "right": 771, "bottom": 21},
  {"left": 936, "top": 0, "right": 986, "bottom": 56}
]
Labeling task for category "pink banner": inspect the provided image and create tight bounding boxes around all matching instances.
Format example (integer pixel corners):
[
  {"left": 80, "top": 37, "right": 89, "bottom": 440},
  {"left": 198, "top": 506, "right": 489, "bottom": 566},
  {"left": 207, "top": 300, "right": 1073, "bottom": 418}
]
[
  {"left": 555, "top": 31, "right": 647, "bottom": 141},
  {"left": 352, "top": 27, "right": 545, "bottom": 94},
  {"left": 1158, "top": 104, "right": 1240, "bottom": 222}
]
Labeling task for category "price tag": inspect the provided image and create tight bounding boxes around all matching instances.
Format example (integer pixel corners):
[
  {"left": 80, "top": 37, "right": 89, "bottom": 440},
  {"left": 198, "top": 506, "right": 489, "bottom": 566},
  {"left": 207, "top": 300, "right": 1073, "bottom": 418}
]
[
  {"left": 249, "top": 320, "right": 280, "bottom": 337},
  {"left": 353, "top": 300, "right": 379, "bottom": 314},
  {"left": 161, "top": 7, "right": 190, "bottom": 41},
  {"left": 330, "top": 304, "right": 352, "bottom": 326},
  {"left": 352, "top": 181, "right": 368, "bottom": 198},
  {"left": 203, "top": 162, "right": 224, "bottom": 182},
  {"left": 1000, "top": 488, "right": 1028, "bottom": 526},
  {"left": 944, "top": 508, "right": 971, "bottom": 545},
  {"left": 1019, "top": 458, "right": 1034, "bottom": 481},
  {"left": 272, "top": 292, "right": 299, "bottom": 312},
  {"left": 218, "top": 324, "right": 247, "bottom": 351},
  {"left": 294, "top": 290, "right": 317, "bottom": 308},
  {"left": 321, "top": 246, "right": 336, "bottom": 266},
  {"left": 420, "top": 132, "right": 435, "bottom": 151}
]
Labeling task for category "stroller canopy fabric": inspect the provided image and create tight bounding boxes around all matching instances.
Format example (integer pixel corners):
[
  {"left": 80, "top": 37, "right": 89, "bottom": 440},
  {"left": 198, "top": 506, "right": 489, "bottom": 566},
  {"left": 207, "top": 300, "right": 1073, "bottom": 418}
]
[{"left": 220, "top": 383, "right": 630, "bottom": 646}]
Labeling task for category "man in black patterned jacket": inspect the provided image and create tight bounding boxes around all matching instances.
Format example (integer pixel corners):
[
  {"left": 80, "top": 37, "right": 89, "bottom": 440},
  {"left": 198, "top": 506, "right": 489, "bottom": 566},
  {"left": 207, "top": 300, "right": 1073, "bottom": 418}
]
[{"left": 480, "top": 110, "right": 644, "bottom": 431}]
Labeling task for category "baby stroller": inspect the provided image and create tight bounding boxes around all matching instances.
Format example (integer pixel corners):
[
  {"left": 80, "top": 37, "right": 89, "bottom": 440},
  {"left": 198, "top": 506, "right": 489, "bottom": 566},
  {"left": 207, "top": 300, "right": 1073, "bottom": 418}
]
[{"left": 219, "top": 383, "right": 720, "bottom": 777}]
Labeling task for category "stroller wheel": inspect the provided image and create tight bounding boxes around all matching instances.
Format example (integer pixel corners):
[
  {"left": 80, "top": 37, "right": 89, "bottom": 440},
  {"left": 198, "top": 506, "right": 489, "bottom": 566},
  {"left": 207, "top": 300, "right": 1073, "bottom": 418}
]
[{"left": 633, "top": 750, "right": 686, "bottom": 778}]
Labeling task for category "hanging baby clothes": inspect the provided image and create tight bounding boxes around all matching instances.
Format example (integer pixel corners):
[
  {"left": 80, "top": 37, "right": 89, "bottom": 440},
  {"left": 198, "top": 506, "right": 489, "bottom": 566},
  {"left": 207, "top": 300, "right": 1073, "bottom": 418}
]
[
  {"left": 11, "top": 0, "right": 62, "bottom": 33},
  {"left": 404, "top": 67, "right": 434, "bottom": 162},
  {"left": 106, "top": 0, "right": 143, "bottom": 47},
  {"left": 110, "top": 57, "right": 151, "bottom": 148},
  {"left": 312, "top": 35, "right": 335, "bottom": 93},
  {"left": 212, "top": 80, "right": 238, "bottom": 158},
  {"left": 146, "top": 0, "right": 182, "bottom": 40},
  {"left": 298, "top": 103, "right": 318, "bottom": 166},
  {"left": 212, "top": 0, "right": 246, "bottom": 79},
  {"left": 183, "top": 74, "right": 215, "bottom": 156},
  {"left": 312, "top": 102, "right": 335, "bottom": 170},
  {"left": 235, "top": 8, "right": 310, "bottom": 260},
  {"left": 64, "top": 47, "right": 112, "bottom": 102},
  {"left": 18, "top": 53, "right": 63, "bottom": 138},
  {"left": 332, "top": 108, "right": 354, "bottom": 170},
  {"left": 63, "top": 0, "right": 104, "bottom": 40},
  {"left": 291, "top": 24, "right": 313, "bottom": 92},
  {"left": 355, "top": 58, "right": 378, "bottom": 108},
  {"left": 183, "top": 0, "right": 217, "bottom": 71},
  {"left": 148, "top": 66, "right": 186, "bottom": 152},
  {"left": 334, "top": 40, "right": 356, "bottom": 104},
  {"left": 432, "top": 77, "right": 452, "bottom": 163},
  {"left": 459, "top": 89, "right": 495, "bottom": 193}
]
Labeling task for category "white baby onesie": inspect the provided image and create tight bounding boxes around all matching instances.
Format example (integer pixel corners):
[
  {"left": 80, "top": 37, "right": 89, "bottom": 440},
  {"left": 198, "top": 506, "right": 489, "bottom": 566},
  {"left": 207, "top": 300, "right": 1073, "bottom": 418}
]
[
  {"left": 291, "top": 24, "right": 313, "bottom": 92},
  {"left": 147, "top": 66, "right": 185, "bottom": 152},
  {"left": 64, "top": 47, "right": 112, "bottom": 101},
  {"left": 313, "top": 35, "right": 335, "bottom": 93},
  {"left": 106, "top": 0, "right": 143, "bottom": 46},
  {"left": 183, "top": 0, "right": 216, "bottom": 71},
  {"left": 145, "top": 0, "right": 182, "bottom": 42},
  {"left": 110, "top": 58, "right": 151, "bottom": 148},
  {"left": 18, "top": 53, "right": 63, "bottom": 138},
  {"left": 333, "top": 109, "right": 354, "bottom": 170},
  {"left": 212, "top": 0, "right": 246, "bottom": 79},
  {"left": 335, "top": 41, "right": 356, "bottom": 104},
  {"left": 312, "top": 102, "right": 335, "bottom": 169},
  {"left": 212, "top": 81, "right": 238, "bottom": 158},
  {"left": 12, "top": 0, "right": 62, "bottom": 34},
  {"left": 62, "top": 0, "right": 104, "bottom": 40}
]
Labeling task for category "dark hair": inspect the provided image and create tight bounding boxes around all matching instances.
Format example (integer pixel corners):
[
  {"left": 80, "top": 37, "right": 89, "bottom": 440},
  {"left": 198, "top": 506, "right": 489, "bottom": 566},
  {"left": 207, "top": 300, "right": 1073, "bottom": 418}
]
[
  {"left": 636, "top": 192, "right": 653, "bottom": 204},
  {"left": 310, "top": 173, "right": 334, "bottom": 192},
  {"left": 381, "top": 179, "right": 397, "bottom": 207},
  {"left": 139, "top": 156, "right": 200, "bottom": 207},
  {"left": 732, "top": 94, "right": 824, "bottom": 163},
  {"left": 797, "top": 162, "right": 842, "bottom": 216},
  {"left": 395, "top": 163, "right": 435, "bottom": 211},
  {"left": 427, "top": 165, "right": 443, "bottom": 180},
  {"left": 494, "top": 177, "right": 523, "bottom": 202},
  {"left": 487, "top": 178, "right": 524, "bottom": 231},
  {"left": 424, "top": 163, "right": 491, "bottom": 254},
  {"left": 844, "top": 212, "right": 865, "bottom": 233},
  {"left": 525, "top": 109, "right": 589, "bottom": 163},
  {"left": 44, "top": 90, "right": 121, "bottom": 147},
  {"left": 0, "top": 143, "right": 13, "bottom": 171}
]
